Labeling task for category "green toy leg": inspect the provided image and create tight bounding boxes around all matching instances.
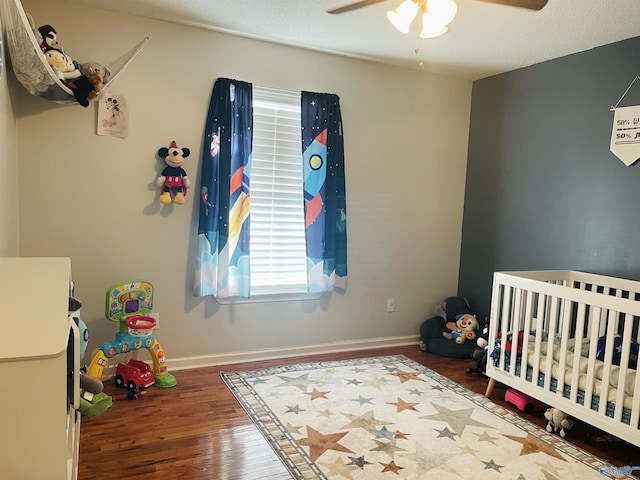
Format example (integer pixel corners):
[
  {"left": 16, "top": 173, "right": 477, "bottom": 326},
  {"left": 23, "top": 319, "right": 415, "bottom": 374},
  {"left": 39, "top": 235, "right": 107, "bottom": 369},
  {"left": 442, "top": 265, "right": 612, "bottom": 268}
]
[{"left": 79, "top": 392, "right": 113, "bottom": 418}]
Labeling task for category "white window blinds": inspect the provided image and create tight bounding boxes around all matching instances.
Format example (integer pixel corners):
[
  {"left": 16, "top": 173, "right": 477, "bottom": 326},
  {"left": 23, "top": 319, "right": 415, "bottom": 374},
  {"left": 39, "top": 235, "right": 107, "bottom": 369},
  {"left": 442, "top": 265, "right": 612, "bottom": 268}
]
[{"left": 250, "top": 85, "right": 308, "bottom": 295}]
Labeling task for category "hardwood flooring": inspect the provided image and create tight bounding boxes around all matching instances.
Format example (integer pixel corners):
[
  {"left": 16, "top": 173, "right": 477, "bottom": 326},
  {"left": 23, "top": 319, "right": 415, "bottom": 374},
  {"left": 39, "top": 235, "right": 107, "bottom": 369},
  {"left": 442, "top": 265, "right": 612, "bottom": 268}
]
[{"left": 78, "top": 346, "right": 640, "bottom": 479}]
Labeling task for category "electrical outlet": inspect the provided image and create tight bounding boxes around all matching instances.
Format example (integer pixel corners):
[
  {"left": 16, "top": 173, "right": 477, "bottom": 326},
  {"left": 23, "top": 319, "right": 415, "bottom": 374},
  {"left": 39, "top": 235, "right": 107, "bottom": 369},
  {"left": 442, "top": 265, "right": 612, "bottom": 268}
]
[
  {"left": 387, "top": 298, "right": 395, "bottom": 313},
  {"left": 149, "top": 312, "right": 160, "bottom": 329}
]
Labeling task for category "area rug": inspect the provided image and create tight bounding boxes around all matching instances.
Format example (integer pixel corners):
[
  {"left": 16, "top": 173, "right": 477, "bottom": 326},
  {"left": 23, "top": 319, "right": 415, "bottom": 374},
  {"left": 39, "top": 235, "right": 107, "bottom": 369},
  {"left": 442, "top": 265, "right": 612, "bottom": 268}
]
[{"left": 221, "top": 355, "right": 633, "bottom": 479}]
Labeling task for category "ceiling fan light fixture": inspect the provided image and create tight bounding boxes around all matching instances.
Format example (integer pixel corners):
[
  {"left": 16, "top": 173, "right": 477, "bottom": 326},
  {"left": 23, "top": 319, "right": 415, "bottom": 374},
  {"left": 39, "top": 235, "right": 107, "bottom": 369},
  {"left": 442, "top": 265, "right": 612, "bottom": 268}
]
[
  {"left": 419, "top": 16, "right": 449, "bottom": 38},
  {"left": 426, "top": 0, "right": 457, "bottom": 27},
  {"left": 387, "top": 0, "right": 419, "bottom": 34}
]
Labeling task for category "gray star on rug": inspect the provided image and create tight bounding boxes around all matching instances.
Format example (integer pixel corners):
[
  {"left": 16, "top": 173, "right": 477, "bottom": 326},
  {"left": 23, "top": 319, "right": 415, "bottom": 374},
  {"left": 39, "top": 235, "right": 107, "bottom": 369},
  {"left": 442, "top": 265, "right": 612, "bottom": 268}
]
[
  {"left": 483, "top": 459, "right": 505, "bottom": 472},
  {"left": 275, "top": 373, "right": 312, "bottom": 391},
  {"left": 408, "top": 388, "right": 423, "bottom": 396},
  {"left": 285, "top": 404, "right": 305, "bottom": 414},
  {"left": 251, "top": 377, "right": 268, "bottom": 385},
  {"left": 346, "top": 378, "right": 362, "bottom": 386},
  {"left": 374, "top": 426, "right": 396, "bottom": 441},
  {"left": 352, "top": 395, "right": 374, "bottom": 406},
  {"left": 420, "top": 404, "right": 491, "bottom": 436},
  {"left": 369, "top": 439, "right": 408, "bottom": 456},
  {"left": 434, "top": 426, "right": 458, "bottom": 440},
  {"left": 346, "top": 455, "right": 373, "bottom": 468}
]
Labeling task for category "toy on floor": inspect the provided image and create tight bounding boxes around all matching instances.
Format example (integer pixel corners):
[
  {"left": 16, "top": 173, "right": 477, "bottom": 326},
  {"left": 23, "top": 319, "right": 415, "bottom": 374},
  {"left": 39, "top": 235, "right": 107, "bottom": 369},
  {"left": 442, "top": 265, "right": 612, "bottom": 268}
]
[
  {"left": 545, "top": 407, "right": 573, "bottom": 438},
  {"left": 505, "top": 388, "right": 547, "bottom": 413},
  {"left": 443, "top": 312, "right": 479, "bottom": 344},
  {"left": 419, "top": 296, "right": 483, "bottom": 359},
  {"left": 157, "top": 141, "right": 190, "bottom": 205},
  {"left": 69, "top": 297, "right": 113, "bottom": 417},
  {"left": 86, "top": 280, "right": 177, "bottom": 390},
  {"left": 115, "top": 358, "right": 155, "bottom": 400},
  {"left": 467, "top": 319, "right": 490, "bottom": 375}
]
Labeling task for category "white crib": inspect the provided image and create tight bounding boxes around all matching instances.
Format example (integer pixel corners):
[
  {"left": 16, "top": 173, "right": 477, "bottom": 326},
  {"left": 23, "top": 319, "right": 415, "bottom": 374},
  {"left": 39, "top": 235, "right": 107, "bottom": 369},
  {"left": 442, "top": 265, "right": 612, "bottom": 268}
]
[{"left": 485, "top": 270, "right": 640, "bottom": 447}]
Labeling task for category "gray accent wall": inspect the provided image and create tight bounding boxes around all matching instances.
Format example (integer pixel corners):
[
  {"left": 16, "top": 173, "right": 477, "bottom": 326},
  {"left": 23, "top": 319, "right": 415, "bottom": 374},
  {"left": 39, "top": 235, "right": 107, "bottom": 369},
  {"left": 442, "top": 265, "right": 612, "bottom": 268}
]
[{"left": 458, "top": 36, "right": 640, "bottom": 320}]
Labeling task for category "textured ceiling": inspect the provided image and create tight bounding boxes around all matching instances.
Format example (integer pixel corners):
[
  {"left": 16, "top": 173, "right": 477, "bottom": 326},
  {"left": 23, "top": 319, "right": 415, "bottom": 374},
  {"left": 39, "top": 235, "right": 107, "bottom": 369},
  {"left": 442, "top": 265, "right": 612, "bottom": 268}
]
[{"left": 67, "top": 0, "right": 640, "bottom": 80}]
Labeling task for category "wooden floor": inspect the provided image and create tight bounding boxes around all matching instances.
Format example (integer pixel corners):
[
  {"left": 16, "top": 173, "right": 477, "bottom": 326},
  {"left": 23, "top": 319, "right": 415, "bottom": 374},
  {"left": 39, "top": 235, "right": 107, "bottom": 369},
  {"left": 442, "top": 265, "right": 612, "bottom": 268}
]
[{"left": 78, "top": 345, "right": 640, "bottom": 479}]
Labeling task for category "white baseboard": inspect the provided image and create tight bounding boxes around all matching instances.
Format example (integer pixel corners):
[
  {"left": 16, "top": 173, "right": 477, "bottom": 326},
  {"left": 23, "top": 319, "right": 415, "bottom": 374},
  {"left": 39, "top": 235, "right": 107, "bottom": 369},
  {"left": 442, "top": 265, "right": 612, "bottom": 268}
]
[{"left": 167, "top": 335, "right": 420, "bottom": 371}]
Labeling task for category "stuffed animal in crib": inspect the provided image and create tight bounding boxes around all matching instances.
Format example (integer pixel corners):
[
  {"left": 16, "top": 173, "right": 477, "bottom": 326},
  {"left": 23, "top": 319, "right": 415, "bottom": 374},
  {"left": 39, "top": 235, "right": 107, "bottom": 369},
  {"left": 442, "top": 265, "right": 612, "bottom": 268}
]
[
  {"left": 157, "top": 141, "right": 191, "bottom": 205},
  {"left": 443, "top": 313, "right": 479, "bottom": 344},
  {"left": 544, "top": 407, "right": 573, "bottom": 438}
]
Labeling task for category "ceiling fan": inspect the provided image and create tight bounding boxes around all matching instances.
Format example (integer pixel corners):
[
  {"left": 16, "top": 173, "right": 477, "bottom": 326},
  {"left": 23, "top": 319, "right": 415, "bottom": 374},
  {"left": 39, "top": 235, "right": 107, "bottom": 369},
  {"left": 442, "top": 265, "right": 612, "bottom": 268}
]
[{"left": 327, "top": 0, "right": 548, "bottom": 15}]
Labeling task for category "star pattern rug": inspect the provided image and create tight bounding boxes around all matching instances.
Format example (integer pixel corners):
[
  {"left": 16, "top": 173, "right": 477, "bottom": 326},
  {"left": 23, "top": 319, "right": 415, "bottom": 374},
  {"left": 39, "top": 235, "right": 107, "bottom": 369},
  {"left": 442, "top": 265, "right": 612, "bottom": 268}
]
[{"left": 221, "top": 355, "right": 632, "bottom": 479}]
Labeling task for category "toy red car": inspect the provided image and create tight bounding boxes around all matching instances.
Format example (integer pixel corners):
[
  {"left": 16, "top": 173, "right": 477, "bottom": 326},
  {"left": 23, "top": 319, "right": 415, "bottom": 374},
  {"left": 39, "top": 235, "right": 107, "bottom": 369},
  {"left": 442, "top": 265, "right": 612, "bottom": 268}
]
[{"left": 115, "top": 359, "right": 155, "bottom": 391}]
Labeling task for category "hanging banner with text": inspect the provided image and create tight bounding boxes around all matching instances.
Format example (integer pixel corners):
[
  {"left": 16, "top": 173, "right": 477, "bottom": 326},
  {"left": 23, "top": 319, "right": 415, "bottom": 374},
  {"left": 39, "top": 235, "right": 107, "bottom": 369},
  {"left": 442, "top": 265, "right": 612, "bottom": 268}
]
[{"left": 610, "top": 105, "right": 640, "bottom": 166}]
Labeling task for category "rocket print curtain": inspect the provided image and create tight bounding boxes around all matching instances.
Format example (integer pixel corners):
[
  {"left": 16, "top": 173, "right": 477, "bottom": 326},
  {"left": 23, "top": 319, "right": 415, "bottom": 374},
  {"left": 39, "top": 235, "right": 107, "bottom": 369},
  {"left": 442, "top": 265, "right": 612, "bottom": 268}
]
[
  {"left": 194, "top": 78, "right": 347, "bottom": 298},
  {"left": 301, "top": 91, "right": 348, "bottom": 294},
  {"left": 195, "top": 78, "right": 252, "bottom": 298}
]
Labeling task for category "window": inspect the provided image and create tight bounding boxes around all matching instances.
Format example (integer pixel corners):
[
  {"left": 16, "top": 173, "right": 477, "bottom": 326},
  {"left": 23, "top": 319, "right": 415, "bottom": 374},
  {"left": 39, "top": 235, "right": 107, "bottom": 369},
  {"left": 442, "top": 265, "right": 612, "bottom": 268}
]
[
  {"left": 196, "top": 78, "right": 347, "bottom": 300},
  {"left": 250, "top": 86, "right": 308, "bottom": 296}
]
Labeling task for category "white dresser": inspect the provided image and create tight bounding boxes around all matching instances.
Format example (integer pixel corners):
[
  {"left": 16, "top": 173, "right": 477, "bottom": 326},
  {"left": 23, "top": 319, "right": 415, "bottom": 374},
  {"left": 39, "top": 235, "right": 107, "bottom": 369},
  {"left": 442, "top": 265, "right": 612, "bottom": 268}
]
[{"left": 0, "top": 257, "right": 80, "bottom": 480}]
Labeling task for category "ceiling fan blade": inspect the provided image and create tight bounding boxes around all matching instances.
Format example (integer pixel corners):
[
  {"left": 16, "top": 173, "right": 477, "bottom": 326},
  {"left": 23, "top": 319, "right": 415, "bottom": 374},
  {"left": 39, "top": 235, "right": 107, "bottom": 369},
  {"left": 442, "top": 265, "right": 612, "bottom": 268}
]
[
  {"left": 327, "top": 0, "right": 389, "bottom": 15},
  {"left": 474, "top": 0, "right": 548, "bottom": 10}
]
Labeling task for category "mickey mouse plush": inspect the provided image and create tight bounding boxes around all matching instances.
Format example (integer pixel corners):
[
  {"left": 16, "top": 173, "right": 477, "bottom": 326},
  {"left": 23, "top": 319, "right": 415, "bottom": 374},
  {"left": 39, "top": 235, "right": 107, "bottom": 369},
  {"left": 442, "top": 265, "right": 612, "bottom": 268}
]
[{"left": 157, "top": 141, "right": 190, "bottom": 205}]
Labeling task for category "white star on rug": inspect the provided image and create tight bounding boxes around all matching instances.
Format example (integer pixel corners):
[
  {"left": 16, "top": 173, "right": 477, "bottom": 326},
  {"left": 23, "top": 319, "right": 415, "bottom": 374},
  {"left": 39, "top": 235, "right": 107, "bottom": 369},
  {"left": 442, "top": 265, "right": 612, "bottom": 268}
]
[
  {"left": 340, "top": 410, "right": 393, "bottom": 431},
  {"left": 458, "top": 443, "right": 480, "bottom": 456},
  {"left": 398, "top": 441, "right": 459, "bottom": 477},
  {"left": 275, "top": 373, "right": 312, "bottom": 391},
  {"left": 473, "top": 430, "right": 500, "bottom": 444},
  {"left": 369, "top": 438, "right": 408, "bottom": 456},
  {"left": 360, "top": 376, "right": 390, "bottom": 390},
  {"left": 317, "top": 408, "right": 335, "bottom": 419},
  {"left": 319, "top": 456, "right": 360, "bottom": 479},
  {"left": 420, "top": 404, "right": 491, "bottom": 436}
]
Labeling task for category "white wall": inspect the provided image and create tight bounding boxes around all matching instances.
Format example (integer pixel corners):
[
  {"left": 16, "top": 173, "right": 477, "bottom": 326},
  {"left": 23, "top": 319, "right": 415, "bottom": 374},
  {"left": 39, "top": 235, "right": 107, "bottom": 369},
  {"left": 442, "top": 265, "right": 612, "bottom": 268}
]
[
  {"left": 0, "top": 31, "right": 19, "bottom": 256},
  {"left": 14, "top": 0, "right": 472, "bottom": 364}
]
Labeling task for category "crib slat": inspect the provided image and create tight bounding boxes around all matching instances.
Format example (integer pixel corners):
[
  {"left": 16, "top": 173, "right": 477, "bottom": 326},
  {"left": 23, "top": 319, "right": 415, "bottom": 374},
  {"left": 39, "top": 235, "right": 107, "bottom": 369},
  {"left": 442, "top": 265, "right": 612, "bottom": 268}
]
[
  {"left": 508, "top": 287, "right": 524, "bottom": 377},
  {"left": 597, "top": 310, "right": 618, "bottom": 417},
  {"left": 569, "top": 302, "right": 587, "bottom": 404},
  {"left": 519, "top": 290, "right": 534, "bottom": 382},
  {"left": 543, "top": 295, "right": 560, "bottom": 392},
  {"left": 556, "top": 297, "right": 573, "bottom": 395}
]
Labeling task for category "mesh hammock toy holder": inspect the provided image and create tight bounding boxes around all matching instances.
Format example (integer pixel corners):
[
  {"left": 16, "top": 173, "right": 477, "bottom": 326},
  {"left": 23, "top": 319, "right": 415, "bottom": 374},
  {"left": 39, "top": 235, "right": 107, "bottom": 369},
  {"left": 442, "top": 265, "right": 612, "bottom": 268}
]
[{"left": 0, "top": 0, "right": 150, "bottom": 105}]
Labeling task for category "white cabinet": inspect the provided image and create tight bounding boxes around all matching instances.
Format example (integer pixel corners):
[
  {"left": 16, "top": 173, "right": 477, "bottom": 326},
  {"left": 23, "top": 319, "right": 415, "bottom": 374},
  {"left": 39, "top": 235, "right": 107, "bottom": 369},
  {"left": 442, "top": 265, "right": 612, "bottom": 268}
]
[{"left": 0, "top": 257, "right": 80, "bottom": 480}]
